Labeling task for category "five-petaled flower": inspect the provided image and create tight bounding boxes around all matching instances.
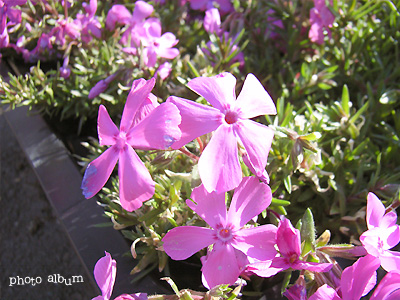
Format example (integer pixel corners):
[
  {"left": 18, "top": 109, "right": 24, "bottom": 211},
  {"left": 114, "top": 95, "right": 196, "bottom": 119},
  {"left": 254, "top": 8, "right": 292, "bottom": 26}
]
[
  {"left": 81, "top": 77, "right": 181, "bottom": 211},
  {"left": 359, "top": 192, "right": 400, "bottom": 272},
  {"left": 167, "top": 72, "right": 276, "bottom": 194},
  {"left": 249, "top": 217, "right": 332, "bottom": 278},
  {"left": 162, "top": 176, "right": 277, "bottom": 288}
]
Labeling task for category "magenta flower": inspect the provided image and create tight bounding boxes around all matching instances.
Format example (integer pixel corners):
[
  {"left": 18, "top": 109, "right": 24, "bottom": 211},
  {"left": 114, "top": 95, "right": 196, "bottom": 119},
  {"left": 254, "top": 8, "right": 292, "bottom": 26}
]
[
  {"left": 92, "top": 252, "right": 147, "bottom": 300},
  {"left": 92, "top": 252, "right": 117, "bottom": 300},
  {"left": 155, "top": 61, "right": 172, "bottom": 80},
  {"left": 88, "top": 73, "right": 117, "bottom": 99},
  {"left": 81, "top": 78, "right": 182, "bottom": 211},
  {"left": 370, "top": 270, "right": 400, "bottom": 300},
  {"left": 167, "top": 72, "right": 276, "bottom": 193},
  {"left": 162, "top": 176, "right": 277, "bottom": 288},
  {"left": 132, "top": 18, "right": 179, "bottom": 68},
  {"left": 59, "top": 56, "right": 71, "bottom": 79},
  {"left": 204, "top": 8, "right": 221, "bottom": 34},
  {"left": 76, "top": 0, "right": 102, "bottom": 43},
  {"left": 106, "top": 1, "right": 153, "bottom": 45},
  {"left": 0, "top": 0, "right": 27, "bottom": 48},
  {"left": 284, "top": 255, "right": 380, "bottom": 300},
  {"left": 309, "top": 0, "right": 335, "bottom": 44},
  {"left": 359, "top": 192, "right": 400, "bottom": 272},
  {"left": 189, "top": 0, "right": 233, "bottom": 14},
  {"left": 249, "top": 217, "right": 332, "bottom": 278}
]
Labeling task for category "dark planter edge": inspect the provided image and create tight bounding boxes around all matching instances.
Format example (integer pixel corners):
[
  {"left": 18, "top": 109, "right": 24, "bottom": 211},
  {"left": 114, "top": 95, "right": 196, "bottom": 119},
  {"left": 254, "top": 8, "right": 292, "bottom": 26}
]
[{"left": 4, "top": 104, "right": 168, "bottom": 296}]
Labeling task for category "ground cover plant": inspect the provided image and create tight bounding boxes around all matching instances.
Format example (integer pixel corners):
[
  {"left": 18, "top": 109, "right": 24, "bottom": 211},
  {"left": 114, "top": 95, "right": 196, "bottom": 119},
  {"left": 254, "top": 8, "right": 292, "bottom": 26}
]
[{"left": 1, "top": 0, "right": 400, "bottom": 299}]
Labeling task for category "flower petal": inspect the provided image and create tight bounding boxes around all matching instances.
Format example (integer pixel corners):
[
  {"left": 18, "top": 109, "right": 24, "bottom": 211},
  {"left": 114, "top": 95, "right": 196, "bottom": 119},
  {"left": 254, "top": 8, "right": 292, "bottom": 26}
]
[
  {"left": 93, "top": 251, "right": 116, "bottom": 300},
  {"left": 380, "top": 250, "right": 400, "bottom": 272},
  {"left": 366, "top": 192, "right": 385, "bottom": 229},
  {"left": 247, "top": 260, "right": 281, "bottom": 278},
  {"left": 118, "top": 146, "right": 155, "bottom": 211},
  {"left": 98, "top": 105, "right": 118, "bottom": 146},
  {"left": 340, "top": 255, "right": 380, "bottom": 299},
  {"left": 201, "top": 243, "right": 240, "bottom": 289},
  {"left": 157, "top": 47, "right": 179, "bottom": 60},
  {"left": 166, "top": 96, "right": 222, "bottom": 149},
  {"left": 235, "top": 73, "right": 276, "bottom": 118},
  {"left": 235, "top": 119, "right": 274, "bottom": 177},
  {"left": 231, "top": 224, "right": 277, "bottom": 261},
  {"left": 158, "top": 32, "right": 178, "bottom": 48},
  {"left": 162, "top": 226, "right": 215, "bottom": 260},
  {"left": 127, "top": 102, "right": 181, "bottom": 150},
  {"left": 276, "top": 218, "right": 301, "bottom": 258},
  {"left": 105, "top": 4, "right": 132, "bottom": 30},
  {"left": 227, "top": 176, "right": 272, "bottom": 228},
  {"left": 370, "top": 270, "right": 400, "bottom": 300},
  {"left": 291, "top": 261, "right": 332, "bottom": 273},
  {"left": 187, "top": 184, "right": 227, "bottom": 228},
  {"left": 132, "top": 93, "right": 159, "bottom": 127},
  {"left": 380, "top": 211, "right": 399, "bottom": 229},
  {"left": 132, "top": 0, "right": 154, "bottom": 23},
  {"left": 81, "top": 146, "right": 119, "bottom": 199},
  {"left": 309, "top": 284, "right": 340, "bottom": 300},
  {"left": 198, "top": 124, "right": 242, "bottom": 193},
  {"left": 120, "top": 77, "right": 155, "bottom": 132},
  {"left": 188, "top": 72, "right": 237, "bottom": 112}
]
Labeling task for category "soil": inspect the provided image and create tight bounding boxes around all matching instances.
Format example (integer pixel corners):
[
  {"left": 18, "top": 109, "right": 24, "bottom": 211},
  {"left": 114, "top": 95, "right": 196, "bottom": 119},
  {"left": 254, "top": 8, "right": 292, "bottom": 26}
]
[{"left": 0, "top": 107, "right": 98, "bottom": 299}]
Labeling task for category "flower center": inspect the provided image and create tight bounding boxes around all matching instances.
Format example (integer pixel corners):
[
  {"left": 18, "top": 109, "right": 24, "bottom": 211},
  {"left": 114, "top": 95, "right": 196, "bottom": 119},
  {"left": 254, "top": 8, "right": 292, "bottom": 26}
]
[
  {"left": 216, "top": 227, "right": 233, "bottom": 242},
  {"left": 288, "top": 253, "right": 298, "bottom": 264},
  {"left": 224, "top": 110, "right": 238, "bottom": 124},
  {"left": 115, "top": 131, "right": 127, "bottom": 150}
]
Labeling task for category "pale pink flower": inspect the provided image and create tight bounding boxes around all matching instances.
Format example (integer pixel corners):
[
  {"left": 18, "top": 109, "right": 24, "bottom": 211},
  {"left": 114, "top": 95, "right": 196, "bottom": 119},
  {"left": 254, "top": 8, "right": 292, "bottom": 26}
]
[
  {"left": 360, "top": 192, "right": 400, "bottom": 272},
  {"left": 167, "top": 72, "right": 276, "bottom": 193},
  {"left": 162, "top": 176, "right": 277, "bottom": 288},
  {"left": 155, "top": 62, "right": 172, "bottom": 80},
  {"left": 204, "top": 8, "right": 221, "bottom": 34},
  {"left": 81, "top": 78, "right": 182, "bottom": 211},
  {"left": 249, "top": 217, "right": 332, "bottom": 278}
]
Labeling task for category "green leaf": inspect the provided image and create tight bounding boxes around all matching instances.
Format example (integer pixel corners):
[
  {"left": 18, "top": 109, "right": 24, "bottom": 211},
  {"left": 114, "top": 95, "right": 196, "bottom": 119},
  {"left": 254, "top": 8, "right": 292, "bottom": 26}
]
[
  {"left": 341, "top": 84, "right": 350, "bottom": 116},
  {"left": 300, "top": 208, "right": 316, "bottom": 256},
  {"left": 284, "top": 176, "right": 292, "bottom": 194}
]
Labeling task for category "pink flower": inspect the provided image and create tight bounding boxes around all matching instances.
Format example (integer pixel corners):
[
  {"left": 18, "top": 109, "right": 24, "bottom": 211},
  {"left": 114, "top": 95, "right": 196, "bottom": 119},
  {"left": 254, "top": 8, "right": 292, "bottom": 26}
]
[
  {"left": 132, "top": 18, "right": 179, "bottom": 68},
  {"left": 162, "top": 176, "right": 277, "bottom": 288},
  {"left": 76, "top": 0, "right": 102, "bottom": 43},
  {"left": 81, "top": 78, "right": 182, "bottom": 211},
  {"left": 92, "top": 252, "right": 117, "bottom": 300},
  {"left": 204, "top": 8, "right": 221, "bottom": 34},
  {"left": 167, "top": 72, "right": 276, "bottom": 193},
  {"left": 155, "top": 61, "right": 172, "bottom": 80},
  {"left": 189, "top": 0, "right": 233, "bottom": 14},
  {"left": 59, "top": 56, "right": 71, "bottom": 79},
  {"left": 309, "top": 0, "right": 335, "bottom": 44},
  {"left": 312, "top": 255, "right": 380, "bottom": 300},
  {"left": 370, "top": 270, "right": 400, "bottom": 300},
  {"left": 0, "top": 0, "right": 26, "bottom": 48},
  {"left": 92, "top": 252, "right": 147, "bottom": 300},
  {"left": 88, "top": 73, "right": 117, "bottom": 99},
  {"left": 249, "top": 217, "right": 332, "bottom": 278},
  {"left": 360, "top": 192, "right": 400, "bottom": 272},
  {"left": 106, "top": 1, "right": 153, "bottom": 45}
]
